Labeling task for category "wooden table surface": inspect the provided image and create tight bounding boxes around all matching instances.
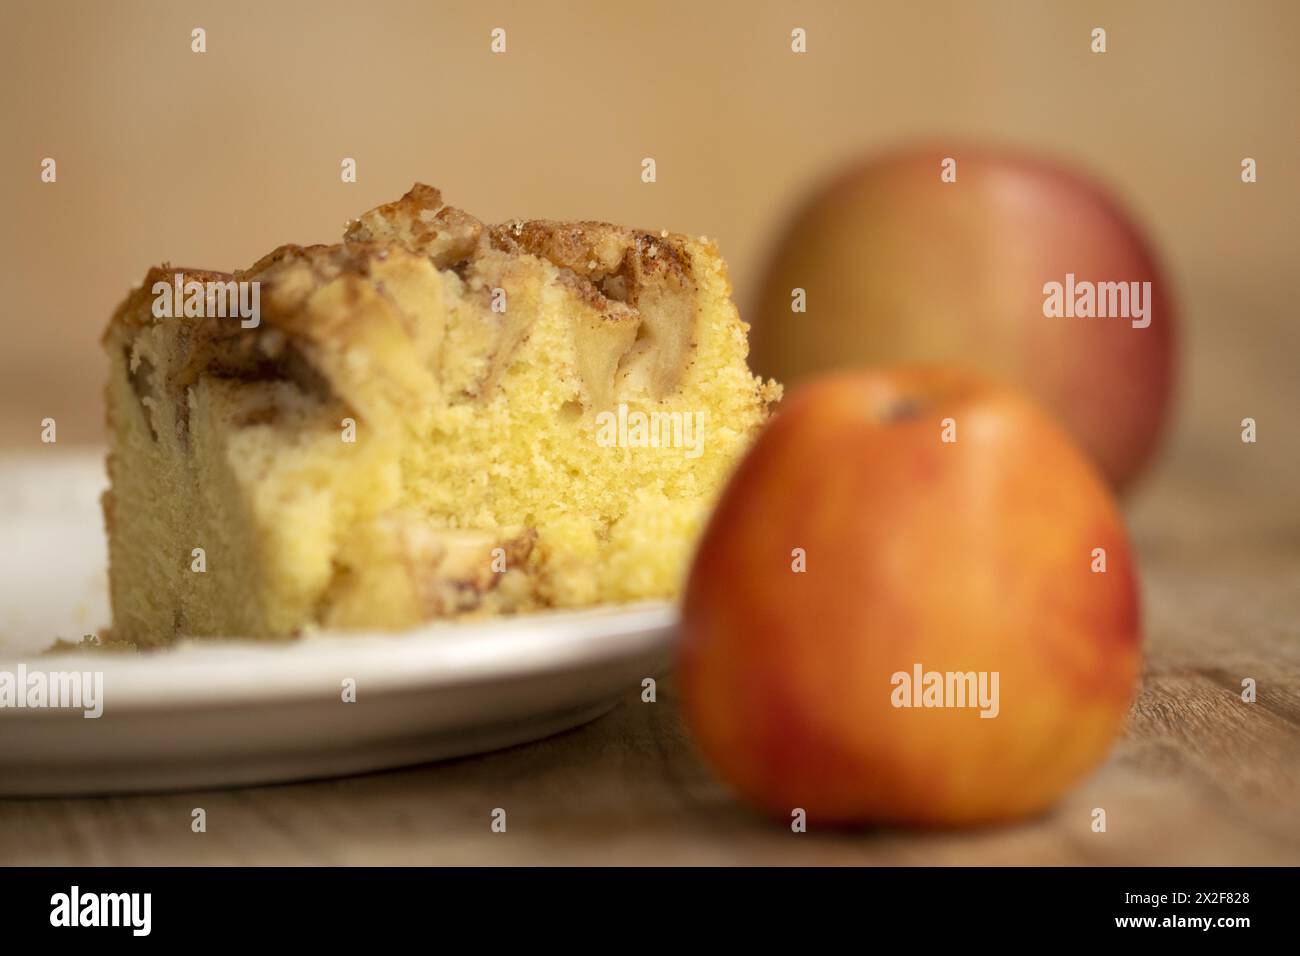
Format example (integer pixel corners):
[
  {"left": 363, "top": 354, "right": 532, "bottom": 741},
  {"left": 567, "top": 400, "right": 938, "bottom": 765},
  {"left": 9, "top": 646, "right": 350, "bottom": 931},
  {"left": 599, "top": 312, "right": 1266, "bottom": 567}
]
[{"left": 1, "top": 451, "right": 1297, "bottom": 865}]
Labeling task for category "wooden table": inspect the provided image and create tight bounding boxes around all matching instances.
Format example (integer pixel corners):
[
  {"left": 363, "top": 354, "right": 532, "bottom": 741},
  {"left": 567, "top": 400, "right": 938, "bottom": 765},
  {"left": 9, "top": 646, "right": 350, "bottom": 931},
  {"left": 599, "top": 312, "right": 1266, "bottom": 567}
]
[{"left": 1, "top": 451, "right": 1297, "bottom": 865}]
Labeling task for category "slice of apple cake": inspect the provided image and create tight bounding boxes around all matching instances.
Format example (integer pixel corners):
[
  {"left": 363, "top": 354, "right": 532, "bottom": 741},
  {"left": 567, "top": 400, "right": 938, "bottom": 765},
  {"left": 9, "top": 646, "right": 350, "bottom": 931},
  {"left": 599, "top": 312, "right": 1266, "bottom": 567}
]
[{"left": 102, "top": 185, "right": 780, "bottom": 645}]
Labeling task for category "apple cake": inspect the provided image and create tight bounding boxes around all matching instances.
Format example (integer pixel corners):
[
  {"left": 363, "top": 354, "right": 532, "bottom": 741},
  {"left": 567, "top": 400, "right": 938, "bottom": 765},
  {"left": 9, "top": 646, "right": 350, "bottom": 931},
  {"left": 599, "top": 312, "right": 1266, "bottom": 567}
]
[{"left": 103, "top": 185, "right": 780, "bottom": 645}]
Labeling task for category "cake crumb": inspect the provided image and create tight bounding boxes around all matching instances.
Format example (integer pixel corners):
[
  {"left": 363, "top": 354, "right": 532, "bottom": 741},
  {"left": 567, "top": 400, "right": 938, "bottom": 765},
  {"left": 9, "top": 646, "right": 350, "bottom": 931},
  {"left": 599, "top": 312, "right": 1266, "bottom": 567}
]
[{"left": 45, "top": 631, "right": 139, "bottom": 655}]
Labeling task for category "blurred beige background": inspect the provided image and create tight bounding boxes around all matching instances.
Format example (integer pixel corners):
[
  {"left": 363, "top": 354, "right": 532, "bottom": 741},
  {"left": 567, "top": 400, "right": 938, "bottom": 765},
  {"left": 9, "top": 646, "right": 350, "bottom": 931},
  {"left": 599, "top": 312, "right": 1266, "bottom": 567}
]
[{"left": 2, "top": 0, "right": 1297, "bottom": 496}]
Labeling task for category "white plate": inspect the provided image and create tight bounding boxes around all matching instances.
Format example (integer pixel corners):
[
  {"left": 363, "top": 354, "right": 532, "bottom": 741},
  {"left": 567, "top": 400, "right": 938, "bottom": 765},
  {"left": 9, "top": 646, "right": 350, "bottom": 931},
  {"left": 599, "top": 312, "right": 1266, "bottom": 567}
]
[{"left": 0, "top": 452, "right": 677, "bottom": 795}]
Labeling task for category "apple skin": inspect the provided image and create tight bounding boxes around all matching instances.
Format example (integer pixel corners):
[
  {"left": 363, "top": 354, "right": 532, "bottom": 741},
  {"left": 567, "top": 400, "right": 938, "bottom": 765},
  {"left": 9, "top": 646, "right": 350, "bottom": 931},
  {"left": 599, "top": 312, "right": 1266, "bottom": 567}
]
[
  {"left": 678, "top": 368, "right": 1142, "bottom": 827},
  {"left": 749, "top": 146, "right": 1175, "bottom": 492}
]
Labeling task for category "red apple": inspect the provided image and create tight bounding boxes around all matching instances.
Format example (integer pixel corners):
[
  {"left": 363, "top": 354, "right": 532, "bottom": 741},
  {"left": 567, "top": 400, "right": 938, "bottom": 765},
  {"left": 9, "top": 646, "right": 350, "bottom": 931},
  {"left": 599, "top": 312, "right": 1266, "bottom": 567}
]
[
  {"left": 679, "top": 367, "right": 1142, "bottom": 826},
  {"left": 750, "top": 145, "right": 1175, "bottom": 491}
]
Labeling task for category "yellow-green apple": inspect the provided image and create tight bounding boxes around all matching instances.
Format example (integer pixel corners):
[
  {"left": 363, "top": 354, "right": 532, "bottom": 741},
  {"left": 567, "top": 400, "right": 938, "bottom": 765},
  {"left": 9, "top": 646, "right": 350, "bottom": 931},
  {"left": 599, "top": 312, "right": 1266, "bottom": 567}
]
[
  {"left": 679, "top": 367, "right": 1142, "bottom": 826},
  {"left": 750, "top": 145, "right": 1175, "bottom": 492}
]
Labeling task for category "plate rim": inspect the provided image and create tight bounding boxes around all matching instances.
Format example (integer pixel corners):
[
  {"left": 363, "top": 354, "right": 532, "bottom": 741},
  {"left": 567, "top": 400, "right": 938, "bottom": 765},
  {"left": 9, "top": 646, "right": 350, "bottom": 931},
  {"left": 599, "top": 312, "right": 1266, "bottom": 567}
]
[{"left": 0, "top": 602, "right": 679, "bottom": 713}]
